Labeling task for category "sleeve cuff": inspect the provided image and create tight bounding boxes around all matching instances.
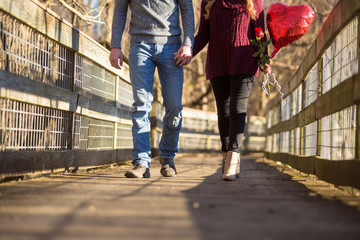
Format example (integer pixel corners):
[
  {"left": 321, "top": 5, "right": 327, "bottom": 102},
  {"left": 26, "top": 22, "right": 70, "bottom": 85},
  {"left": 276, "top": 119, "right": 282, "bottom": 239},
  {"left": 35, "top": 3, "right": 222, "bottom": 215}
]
[
  {"left": 183, "top": 36, "right": 194, "bottom": 48},
  {"left": 110, "top": 39, "right": 122, "bottom": 49}
]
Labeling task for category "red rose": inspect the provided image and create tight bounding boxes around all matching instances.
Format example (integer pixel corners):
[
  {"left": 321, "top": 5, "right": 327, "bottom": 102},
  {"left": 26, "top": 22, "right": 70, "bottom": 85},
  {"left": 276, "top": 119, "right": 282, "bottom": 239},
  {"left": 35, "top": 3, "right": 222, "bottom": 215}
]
[{"left": 255, "top": 27, "right": 264, "bottom": 38}]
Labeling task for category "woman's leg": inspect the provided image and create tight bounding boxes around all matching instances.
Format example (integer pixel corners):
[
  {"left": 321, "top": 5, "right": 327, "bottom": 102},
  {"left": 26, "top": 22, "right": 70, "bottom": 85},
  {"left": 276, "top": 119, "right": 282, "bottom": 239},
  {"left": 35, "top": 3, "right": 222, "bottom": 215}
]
[
  {"left": 210, "top": 76, "right": 231, "bottom": 152},
  {"left": 228, "top": 74, "right": 254, "bottom": 152}
]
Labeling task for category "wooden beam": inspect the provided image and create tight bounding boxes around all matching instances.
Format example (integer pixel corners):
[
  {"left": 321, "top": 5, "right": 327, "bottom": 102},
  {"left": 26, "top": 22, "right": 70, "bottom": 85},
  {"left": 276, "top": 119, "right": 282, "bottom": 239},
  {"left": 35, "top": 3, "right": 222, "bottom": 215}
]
[
  {"left": 265, "top": 152, "right": 360, "bottom": 189},
  {"left": 268, "top": 76, "right": 357, "bottom": 134},
  {"left": 0, "top": 70, "right": 77, "bottom": 112},
  {"left": 0, "top": 149, "right": 132, "bottom": 180},
  {"left": 76, "top": 95, "right": 132, "bottom": 124}
]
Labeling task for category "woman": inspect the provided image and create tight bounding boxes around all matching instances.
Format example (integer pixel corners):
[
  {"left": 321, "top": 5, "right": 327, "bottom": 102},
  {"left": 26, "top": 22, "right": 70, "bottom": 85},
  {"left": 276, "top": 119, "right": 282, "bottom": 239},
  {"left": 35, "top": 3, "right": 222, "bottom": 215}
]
[{"left": 193, "top": 0, "right": 271, "bottom": 181}]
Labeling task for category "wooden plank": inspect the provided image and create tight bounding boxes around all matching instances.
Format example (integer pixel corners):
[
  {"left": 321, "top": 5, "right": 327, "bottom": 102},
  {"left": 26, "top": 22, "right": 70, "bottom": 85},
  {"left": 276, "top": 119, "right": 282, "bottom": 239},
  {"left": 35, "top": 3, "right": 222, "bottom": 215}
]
[
  {"left": 355, "top": 66, "right": 360, "bottom": 103},
  {"left": 357, "top": 104, "right": 360, "bottom": 159},
  {"left": 268, "top": 119, "right": 290, "bottom": 135},
  {"left": 302, "top": 103, "right": 317, "bottom": 127},
  {"left": 288, "top": 155, "right": 316, "bottom": 175},
  {"left": 314, "top": 157, "right": 360, "bottom": 189},
  {"left": 76, "top": 95, "right": 132, "bottom": 125},
  {"left": 0, "top": 149, "right": 132, "bottom": 180},
  {"left": 316, "top": 77, "right": 355, "bottom": 120},
  {"left": 265, "top": 152, "right": 360, "bottom": 189},
  {"left": 268, "top": 75, "right": 357, "bottom": 134},
  {"left": 0, "top": 70, "right": 132, "bottom": 124},
  {"left": 78, "top": 34, "right": 130, "bottom": 83},
  {"left": 0, "top": 150, "right": 73, "bottom": 175},
  {"left": 0, "top": 70, "right": 77, "bottom": 112}
]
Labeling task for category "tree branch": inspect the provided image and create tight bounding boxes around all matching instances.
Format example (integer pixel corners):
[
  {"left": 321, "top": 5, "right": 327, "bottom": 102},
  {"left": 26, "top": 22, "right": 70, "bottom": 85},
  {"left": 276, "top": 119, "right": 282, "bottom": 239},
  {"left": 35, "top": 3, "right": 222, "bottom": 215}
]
[{"left": 58, "top": 0, "right": 105, "bottom": 24}]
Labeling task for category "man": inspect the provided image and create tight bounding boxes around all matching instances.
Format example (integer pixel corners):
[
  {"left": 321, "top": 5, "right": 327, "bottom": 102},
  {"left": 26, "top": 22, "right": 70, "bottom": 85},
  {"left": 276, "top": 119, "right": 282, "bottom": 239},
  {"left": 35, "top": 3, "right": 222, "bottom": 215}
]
[{"left": 109, "top": 0, "right": 194, "bottom": 178}]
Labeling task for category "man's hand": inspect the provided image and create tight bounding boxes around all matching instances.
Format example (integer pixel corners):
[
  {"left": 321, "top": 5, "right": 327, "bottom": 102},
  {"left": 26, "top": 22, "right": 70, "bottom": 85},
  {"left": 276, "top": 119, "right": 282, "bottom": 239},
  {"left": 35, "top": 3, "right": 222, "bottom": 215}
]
[
  {"left": 174, "top": 45, "right": 193, "bottom": 67},
  {"left": 109, "top": 48, "right": 124, "bottom": 69}
]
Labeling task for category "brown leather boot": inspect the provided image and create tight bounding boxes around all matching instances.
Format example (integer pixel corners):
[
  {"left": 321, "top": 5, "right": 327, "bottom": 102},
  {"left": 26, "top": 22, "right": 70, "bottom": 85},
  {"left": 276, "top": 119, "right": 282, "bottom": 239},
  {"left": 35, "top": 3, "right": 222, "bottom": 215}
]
[
  {"left": 159, "top": 157, "right": 177, "bottom": 177},
  {"left": 124, "top": 163, "right": 150, "bottom": 178}
]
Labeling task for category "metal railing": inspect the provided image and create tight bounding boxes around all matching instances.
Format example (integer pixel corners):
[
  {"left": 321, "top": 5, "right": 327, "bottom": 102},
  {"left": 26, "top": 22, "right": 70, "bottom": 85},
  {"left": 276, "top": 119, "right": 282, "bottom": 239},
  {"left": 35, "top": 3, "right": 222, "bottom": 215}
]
[
  {"left": 0, "top": 0, "right": 219, "bottom": 180},
  {"left": 150, "top": 87, "right": 220, "bottom": 155},
  {"left": 264, "top": 0, "right": 360, "bottom": 189}
]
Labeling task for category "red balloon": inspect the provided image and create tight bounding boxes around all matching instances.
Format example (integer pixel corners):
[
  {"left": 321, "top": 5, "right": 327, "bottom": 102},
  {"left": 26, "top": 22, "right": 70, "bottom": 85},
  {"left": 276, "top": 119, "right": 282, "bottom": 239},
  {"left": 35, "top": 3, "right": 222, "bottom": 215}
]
[{"left": 266, "top": 2, "right": 315, "bottom": 58}]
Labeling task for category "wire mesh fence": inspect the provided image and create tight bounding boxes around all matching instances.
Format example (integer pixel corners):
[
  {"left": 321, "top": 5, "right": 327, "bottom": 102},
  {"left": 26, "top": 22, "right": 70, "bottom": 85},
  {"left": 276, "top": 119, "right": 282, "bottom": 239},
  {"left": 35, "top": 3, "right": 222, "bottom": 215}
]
[
  {"left": 303, "top": 63, "right": 318, "bottom": 108},
  {"left": 0, "top": 98, "right": 71, "bottom": 151},
  {"left": 0, "top": 11, "right": 73, "bottom": 90},
  {"left": 116, "top": 123, "right": 132, "bottom": 149},
  {"left": 75, "top": 55, "right": 116, "bottom": 103},
  {"left": 266, "top": 13, "right": 359, "bottom": 163},
  {"left": 290, "top": 127, "right": 301, "bottom": 155},
  {"left": 322, "top": 18, "right": 359, "bottom": 94},
  {"left": 0, "top": 10, "right": 128, "bottom": 152},
  {"left": 281, "top": 95, "right": 291, "bottom": 122},
  {"left": 280, "top": 131, "right": 290, "bottom": 153},
  {"left": 303, "top": 121, "right": 317, "bottom": 157},
  {"left": 320, "top": 105, "right": 357, "bottom": 160},
  {"left": 291, "top": 84, "right": 302, "bottom": 117}
]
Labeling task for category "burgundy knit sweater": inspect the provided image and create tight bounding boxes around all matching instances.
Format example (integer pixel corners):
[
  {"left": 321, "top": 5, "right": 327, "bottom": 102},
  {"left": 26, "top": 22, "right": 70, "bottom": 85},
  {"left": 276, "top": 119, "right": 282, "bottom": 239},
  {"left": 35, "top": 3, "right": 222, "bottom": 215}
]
[{"left": 193, "top": 0, "right": 267, "bottom": 79}]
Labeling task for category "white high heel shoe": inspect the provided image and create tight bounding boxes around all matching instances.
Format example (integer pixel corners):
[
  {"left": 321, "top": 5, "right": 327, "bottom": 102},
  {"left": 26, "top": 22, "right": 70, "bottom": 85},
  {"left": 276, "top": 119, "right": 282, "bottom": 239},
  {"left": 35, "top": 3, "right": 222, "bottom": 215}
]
[{"left": 222, "top": 151, "right": 240, "bottom": 181}]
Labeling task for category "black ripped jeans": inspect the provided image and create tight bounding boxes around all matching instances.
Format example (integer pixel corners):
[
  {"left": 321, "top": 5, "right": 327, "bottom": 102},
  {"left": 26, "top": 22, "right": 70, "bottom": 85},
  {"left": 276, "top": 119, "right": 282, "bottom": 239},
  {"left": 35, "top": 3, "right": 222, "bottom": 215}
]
[{"left": 210, "top": 74, "right": 254, "bottom": 153}]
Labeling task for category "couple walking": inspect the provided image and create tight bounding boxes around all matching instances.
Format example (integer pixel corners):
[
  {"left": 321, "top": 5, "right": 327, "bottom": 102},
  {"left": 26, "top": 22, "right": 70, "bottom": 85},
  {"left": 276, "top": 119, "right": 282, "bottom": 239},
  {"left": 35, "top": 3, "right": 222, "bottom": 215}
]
[{"left": 109, "top": 0, "right": 271, "bottom": 181}]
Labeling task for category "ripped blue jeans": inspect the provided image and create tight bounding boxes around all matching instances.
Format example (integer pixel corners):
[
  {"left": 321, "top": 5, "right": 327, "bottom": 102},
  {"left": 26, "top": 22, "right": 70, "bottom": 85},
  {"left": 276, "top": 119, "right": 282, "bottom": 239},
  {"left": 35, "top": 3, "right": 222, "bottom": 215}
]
[{"left": 129, "top": 42, "right": 184, "bottom": 169}]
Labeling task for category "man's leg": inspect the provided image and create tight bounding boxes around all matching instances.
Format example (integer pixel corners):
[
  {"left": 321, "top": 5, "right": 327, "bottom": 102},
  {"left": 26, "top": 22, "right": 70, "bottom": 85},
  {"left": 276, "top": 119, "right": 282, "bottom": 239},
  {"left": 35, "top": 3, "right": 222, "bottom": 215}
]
[
  {"left": 127, "top": 42, "right": 156, "bottom": 177},
  {"left": 156, "top": 43, "right": 184, "bottom": 176}
]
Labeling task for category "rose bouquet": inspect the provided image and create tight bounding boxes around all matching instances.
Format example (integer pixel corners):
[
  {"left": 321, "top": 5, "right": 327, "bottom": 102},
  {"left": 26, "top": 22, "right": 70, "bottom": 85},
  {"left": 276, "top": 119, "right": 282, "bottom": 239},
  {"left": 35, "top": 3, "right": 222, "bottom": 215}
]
[{"left": 251, "top": 2, "right": 316, "bottom": 105}]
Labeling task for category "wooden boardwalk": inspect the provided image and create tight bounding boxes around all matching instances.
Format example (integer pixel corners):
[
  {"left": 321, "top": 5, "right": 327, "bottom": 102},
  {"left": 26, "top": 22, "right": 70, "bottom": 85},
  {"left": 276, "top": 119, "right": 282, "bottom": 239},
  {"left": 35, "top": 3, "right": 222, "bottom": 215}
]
[{"left": 1, "top": 154, "right": 360, "bottom": 240}]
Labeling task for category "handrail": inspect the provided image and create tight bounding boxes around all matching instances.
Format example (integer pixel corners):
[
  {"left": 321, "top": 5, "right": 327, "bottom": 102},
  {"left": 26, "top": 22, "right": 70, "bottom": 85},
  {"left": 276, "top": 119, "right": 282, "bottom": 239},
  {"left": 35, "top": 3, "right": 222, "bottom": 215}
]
[
  {"left": 264, "top": 0, "right": 360, "bottom": 189},
  {"left": 0, "top": 0, "right": 220, "bottom": 180}
]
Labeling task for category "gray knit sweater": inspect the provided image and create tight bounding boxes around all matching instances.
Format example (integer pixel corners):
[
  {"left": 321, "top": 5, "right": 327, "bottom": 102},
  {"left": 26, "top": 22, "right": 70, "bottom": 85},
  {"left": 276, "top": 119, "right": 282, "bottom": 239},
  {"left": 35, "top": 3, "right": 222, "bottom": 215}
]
[{"left": 111, "top": 0, "right": 195, "bottom": 49}]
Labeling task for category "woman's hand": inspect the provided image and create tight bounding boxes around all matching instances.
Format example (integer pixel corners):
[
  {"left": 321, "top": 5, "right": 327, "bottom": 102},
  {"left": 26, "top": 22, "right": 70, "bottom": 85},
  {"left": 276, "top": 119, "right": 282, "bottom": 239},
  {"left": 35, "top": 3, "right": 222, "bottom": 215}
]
[
  {"left": 263, "top": 63, "right": 272, "bottom": 74},
  {"left": 109, "top": 48, "right": 123, "bottom": 69},
  {"left": 174, "top": 46, "right": 193, "bottom": 66}
]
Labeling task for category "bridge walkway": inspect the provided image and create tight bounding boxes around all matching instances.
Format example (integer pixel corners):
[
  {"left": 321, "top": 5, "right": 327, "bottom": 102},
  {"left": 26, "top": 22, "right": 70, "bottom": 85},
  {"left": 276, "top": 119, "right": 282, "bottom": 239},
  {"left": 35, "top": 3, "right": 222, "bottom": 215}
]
[{"left": 1, "top": 154, "right": 360, "bottom": 240}]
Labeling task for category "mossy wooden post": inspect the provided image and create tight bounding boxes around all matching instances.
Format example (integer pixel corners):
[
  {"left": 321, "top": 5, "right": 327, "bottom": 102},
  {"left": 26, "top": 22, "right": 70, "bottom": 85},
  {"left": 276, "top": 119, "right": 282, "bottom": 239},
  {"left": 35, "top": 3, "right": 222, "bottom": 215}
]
[
  {"left": 114, "top": 76, "right": 120, "bottom": 149},
  {"left": 357, "top": 103, "right": 360, "bottom": 159},
  {"left": 68, "top": 49, "right": 77, "bottom": 151},
  {"left": 317, "top": 58, "right": 323, "bottom": 157},
  {"left": 357, "top": 13, "right": 360, "bottom": 160}
]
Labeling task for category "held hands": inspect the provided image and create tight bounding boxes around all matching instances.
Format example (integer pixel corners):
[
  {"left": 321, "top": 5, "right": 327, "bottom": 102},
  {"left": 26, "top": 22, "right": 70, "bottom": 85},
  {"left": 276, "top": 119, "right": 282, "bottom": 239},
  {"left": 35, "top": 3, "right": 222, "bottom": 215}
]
[
  {"left": 109, "top": 48, "right": 124, "bottom": 69},
  {"left": 174, "top": 45, "right": 193, "bottom": 66}
]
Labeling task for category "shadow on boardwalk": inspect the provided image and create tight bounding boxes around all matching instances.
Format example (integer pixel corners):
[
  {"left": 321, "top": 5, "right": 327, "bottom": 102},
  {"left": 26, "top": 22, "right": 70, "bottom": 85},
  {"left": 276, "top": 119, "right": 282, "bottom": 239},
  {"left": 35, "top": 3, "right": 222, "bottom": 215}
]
[
  {"left": 0, "top": 154, "right": 359, "bottom": 240},
  {"left": 182, "top": 155, "right": 360, "bottom": 240}
]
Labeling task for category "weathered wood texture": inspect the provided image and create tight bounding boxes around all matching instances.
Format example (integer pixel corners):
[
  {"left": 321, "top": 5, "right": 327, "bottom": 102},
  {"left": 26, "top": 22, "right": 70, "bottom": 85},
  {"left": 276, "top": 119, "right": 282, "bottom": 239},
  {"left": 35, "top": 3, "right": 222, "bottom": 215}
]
[
  {"left": 0, "top": 0, "right": 130, "bottom": 82},
  {"left": 266, "top": 0, "right": 360, "bottom": 112},
  {"left": 0, "top": 0, "right": 220, "bottom": 181},
  {"left": 265, "top": 152, "right": 360, "bottom": 189},
  {"left": 0, "top": 0, "right": 134, "bottom": 179},
  {"left": 265, "top": 0, "right": 360, "bottom": 190}
]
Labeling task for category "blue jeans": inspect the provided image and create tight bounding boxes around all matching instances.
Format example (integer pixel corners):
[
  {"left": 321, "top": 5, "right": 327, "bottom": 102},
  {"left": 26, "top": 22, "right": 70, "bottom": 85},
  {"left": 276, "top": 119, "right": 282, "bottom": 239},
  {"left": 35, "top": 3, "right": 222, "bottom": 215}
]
[{"left": 129, "top": 42, "right": 184, "bottom": 169}]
